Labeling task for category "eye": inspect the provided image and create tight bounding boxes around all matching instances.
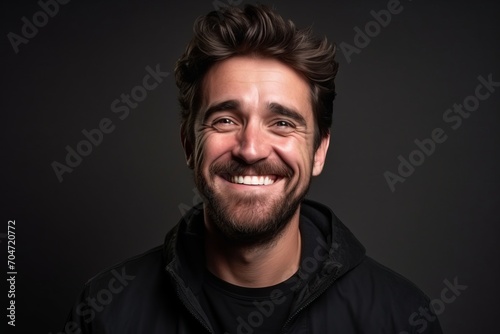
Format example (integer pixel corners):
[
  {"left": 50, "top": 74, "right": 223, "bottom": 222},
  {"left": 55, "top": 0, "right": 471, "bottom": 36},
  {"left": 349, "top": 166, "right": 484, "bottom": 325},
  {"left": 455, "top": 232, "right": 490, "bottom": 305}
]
[
  {"left": 274, "top": 120, "right": 295, "bottom": 128},
  {"left": 211, "top": 117, "right": 238, "bottom": 131},
  {"left": 214, "top": 118, "right": 235, "bottom": 125}
]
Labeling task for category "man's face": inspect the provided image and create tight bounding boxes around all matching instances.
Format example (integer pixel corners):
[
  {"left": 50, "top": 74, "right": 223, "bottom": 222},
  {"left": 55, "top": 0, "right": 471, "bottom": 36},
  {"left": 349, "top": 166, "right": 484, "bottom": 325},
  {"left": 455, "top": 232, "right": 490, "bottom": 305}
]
[{"left": 183, "top": 56, "right": 329, "bottom": 245}]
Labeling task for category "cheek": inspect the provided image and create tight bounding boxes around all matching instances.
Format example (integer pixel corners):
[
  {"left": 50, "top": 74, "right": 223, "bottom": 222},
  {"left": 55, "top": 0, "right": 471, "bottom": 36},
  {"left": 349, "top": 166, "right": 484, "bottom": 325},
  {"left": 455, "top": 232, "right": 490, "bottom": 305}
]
[
  {"left": 274, "top": 137, "right": 315, "bottom": 173},
  {"left": 193, "top": 134, "right": 209, "bottom": 171},
  {"left": 194, "top": 133, "right": 231, "bottom": 171}
]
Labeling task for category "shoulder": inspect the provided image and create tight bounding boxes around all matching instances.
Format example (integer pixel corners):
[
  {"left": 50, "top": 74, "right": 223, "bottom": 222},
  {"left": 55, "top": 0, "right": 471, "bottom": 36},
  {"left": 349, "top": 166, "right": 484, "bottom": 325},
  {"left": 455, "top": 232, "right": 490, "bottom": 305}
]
[
  {"left": 69, "top": 246, "right": 180, "bottom": 332},
  {"left": 83, "top": 245, "right": 165, "bottom": 293},
  {"left": 332, "top": 256, "right": 431, "bottom": 311},
  {"left": 81, "top": 246, "right": 174, "bottom": 313},
  {"left": 309, "top": 256, "right": 438, "bottom": 332},
  {"left": 348, "top": 256, "right": 429, "bottom": 300}
]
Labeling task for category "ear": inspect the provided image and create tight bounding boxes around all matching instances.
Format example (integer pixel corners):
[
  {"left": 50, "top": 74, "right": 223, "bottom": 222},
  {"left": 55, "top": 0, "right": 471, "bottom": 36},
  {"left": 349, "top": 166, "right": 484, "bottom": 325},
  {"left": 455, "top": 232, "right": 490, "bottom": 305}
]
[
  {"left": 312, "top": 133, "right": 330, "bottom": 176},
  {"left": 180, "top": 124, "right": 194, "bottom": 169}
]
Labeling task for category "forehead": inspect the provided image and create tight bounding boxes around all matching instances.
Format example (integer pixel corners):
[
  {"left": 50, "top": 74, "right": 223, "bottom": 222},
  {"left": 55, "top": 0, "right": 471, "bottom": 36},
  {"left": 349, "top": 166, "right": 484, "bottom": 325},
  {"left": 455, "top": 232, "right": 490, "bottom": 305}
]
[{"left": 200, "top": 56, "right": 312, "bottom": 118}]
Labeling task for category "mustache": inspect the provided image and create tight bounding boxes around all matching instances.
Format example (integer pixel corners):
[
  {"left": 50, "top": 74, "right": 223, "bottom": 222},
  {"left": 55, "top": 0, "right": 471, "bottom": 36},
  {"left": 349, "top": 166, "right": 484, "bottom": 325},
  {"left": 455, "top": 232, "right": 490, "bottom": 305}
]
[{"left": 209, "top": 160, "right": 293, "bottom": 178}]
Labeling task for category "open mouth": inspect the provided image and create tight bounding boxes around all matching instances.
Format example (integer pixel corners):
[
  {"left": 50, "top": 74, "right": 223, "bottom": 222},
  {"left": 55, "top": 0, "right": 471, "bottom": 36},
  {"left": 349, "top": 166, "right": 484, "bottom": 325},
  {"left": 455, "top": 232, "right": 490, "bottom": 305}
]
[{"left": 222, "top": 174, "right": 278, "bottom": 186}]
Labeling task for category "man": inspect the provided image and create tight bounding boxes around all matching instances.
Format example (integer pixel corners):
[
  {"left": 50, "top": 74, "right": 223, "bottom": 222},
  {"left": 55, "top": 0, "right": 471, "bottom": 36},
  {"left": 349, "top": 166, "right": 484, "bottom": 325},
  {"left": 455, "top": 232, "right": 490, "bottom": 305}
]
[{"left": 66, "top": 4, "right": 443, "bottom": 333}]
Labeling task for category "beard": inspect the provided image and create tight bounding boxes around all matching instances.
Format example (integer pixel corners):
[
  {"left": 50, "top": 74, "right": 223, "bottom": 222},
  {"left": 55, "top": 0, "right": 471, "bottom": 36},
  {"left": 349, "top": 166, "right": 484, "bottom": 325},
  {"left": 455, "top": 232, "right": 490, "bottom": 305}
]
[{"left": 194, "top": 159, "right": 312, "bottom": 247}]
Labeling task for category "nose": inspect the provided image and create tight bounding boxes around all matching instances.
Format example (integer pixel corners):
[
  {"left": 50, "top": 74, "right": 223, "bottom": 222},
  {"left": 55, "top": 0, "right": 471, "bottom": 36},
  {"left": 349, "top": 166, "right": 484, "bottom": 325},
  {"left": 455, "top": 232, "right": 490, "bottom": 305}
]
[{"left": 232, "top": 121, "right": 271, "bottom": 164}]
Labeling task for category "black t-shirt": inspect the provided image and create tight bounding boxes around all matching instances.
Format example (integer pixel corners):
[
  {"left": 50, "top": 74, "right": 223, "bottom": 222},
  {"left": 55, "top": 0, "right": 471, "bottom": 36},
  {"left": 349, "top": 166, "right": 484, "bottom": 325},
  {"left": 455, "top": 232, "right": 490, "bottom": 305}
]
[{"left": 201, "top": 269, "right": 297, "bottom": 334}]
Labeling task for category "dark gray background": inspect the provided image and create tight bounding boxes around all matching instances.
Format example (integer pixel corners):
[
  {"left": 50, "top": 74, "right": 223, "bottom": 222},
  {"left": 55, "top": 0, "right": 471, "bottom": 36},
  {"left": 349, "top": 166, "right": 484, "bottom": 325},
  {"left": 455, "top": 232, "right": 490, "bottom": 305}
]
[{"left": 3, "top": 0, "right": 499, "bottom": 333}]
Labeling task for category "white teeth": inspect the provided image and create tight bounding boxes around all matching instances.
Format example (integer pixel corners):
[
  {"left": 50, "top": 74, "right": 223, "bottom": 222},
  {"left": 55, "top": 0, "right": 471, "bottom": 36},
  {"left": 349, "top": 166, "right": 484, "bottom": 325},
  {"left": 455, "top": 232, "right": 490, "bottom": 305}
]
[{"left": 230, "top": 175, "right": 276, "bottom": 185}]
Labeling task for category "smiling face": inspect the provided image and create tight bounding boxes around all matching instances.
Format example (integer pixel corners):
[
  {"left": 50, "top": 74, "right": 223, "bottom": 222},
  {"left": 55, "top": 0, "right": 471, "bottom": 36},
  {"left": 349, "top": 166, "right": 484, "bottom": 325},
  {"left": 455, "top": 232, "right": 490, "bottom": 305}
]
[{"left": 183, "top": 56, "right": 329, "bottom": 245}]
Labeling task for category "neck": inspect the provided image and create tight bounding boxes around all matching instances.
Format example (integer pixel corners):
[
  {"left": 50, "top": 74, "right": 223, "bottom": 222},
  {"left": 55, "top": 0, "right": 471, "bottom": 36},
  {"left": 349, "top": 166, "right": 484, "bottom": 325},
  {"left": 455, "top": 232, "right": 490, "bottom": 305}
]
[{"left": 204, "top": 208, "right": 302, "bottom": 288}]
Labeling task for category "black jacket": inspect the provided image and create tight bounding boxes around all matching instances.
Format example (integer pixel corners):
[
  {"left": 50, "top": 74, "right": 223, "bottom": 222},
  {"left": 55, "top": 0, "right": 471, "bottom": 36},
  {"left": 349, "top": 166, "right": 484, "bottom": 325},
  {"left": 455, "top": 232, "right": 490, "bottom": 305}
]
[{"left": 66, "top": 200, "right": 443, "bottom": 333}]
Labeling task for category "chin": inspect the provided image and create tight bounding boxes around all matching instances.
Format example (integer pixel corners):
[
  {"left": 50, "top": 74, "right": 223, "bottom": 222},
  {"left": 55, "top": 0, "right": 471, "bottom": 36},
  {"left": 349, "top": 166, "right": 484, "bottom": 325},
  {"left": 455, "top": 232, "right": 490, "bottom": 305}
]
[{"left": 205, "top": 191, "right": 303, "bottom": 246}]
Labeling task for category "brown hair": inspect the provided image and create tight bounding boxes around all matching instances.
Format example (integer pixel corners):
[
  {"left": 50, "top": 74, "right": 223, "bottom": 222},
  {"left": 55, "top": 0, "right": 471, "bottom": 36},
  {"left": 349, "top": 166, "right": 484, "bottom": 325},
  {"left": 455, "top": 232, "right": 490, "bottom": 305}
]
[{"left": 175, "top": 4, "right": 339, "bottom": 150}]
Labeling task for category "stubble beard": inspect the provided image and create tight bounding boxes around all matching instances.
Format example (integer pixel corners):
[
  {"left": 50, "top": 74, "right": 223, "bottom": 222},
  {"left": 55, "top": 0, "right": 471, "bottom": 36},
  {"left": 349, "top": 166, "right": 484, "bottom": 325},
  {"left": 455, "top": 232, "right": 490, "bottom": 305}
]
[{"left": 194, "top": 160, "right": 311, "bottom": 247}]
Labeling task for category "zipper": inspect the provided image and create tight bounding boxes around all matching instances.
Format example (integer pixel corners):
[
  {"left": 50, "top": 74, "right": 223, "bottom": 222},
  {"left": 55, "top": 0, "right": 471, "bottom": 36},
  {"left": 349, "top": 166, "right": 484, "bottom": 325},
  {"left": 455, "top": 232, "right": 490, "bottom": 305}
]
[
  {"left": 168, "top": 267, "right": 214, "bottom": 334},
  {"left": 280, "top": 267, "right": 341, "bottom": 334}
]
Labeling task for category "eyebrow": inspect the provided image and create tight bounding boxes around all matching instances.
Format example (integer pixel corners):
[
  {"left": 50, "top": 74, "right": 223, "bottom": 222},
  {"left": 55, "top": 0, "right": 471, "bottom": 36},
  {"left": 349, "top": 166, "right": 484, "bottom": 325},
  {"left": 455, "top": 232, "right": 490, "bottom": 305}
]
[
  {"left": 202, "top": 100, "right": 240, "bottom": 123},
  {"left": 268, "top": 102, "right": 307, "bottom": 126},
  {"left": 202, "top": 100, "right": 307, "bottom": 126}
]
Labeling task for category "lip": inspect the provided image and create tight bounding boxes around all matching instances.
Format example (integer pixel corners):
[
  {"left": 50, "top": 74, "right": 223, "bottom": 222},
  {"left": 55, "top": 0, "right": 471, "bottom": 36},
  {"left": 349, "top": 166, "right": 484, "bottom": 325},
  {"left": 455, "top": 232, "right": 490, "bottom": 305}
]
[{"left": 219, "top": 173, "right": 283, "bottom": 187}]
